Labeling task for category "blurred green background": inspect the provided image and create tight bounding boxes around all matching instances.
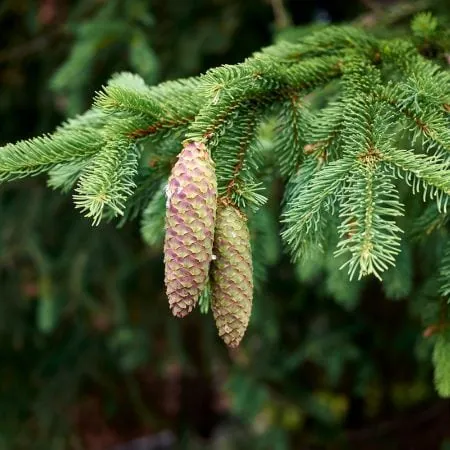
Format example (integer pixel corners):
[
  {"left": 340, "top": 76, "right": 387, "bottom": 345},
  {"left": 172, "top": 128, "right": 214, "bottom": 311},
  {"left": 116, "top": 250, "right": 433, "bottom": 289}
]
[{"left": 1, "top": 0, "right": 450, "bottom": 449}]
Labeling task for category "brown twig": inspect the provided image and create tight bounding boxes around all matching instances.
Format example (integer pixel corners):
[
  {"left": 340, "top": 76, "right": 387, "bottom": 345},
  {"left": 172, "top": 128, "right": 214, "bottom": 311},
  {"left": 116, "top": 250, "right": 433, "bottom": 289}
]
[
  {"left": 268, "top": 0, "right": 292, "bottom": 30},
  {"left": 355, "top": 0, "right": 433, "bottom": 29},
  {"left": 127, "top": 116, "right": 194, "bottom": 139}
]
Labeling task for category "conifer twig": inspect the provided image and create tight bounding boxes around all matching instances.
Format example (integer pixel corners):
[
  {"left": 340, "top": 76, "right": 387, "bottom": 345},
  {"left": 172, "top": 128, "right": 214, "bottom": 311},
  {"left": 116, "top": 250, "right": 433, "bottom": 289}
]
[{"left": 268, "top": 0, "right": 292, "bottom": 30}]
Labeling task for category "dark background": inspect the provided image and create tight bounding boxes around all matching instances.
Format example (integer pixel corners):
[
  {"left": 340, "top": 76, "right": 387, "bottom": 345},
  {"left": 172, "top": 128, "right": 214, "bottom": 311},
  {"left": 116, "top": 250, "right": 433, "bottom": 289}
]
[{"left": 1, "top": 1, "right": 449, "bottom": 449}]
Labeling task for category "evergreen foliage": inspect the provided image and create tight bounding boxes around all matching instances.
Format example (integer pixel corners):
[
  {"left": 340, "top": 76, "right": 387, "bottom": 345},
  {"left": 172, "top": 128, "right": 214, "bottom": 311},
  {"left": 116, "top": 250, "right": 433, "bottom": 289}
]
[
  {"left": 2, "top": 10, "right": 450, "bottom": 396},
  {"left": 2, "top": 1, "right": 450, "bottom": 447}
]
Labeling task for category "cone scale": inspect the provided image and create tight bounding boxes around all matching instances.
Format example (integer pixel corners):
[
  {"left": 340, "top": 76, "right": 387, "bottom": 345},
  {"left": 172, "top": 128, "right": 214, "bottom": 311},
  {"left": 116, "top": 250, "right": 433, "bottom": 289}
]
[
  {"left": 211, "top": 204, "right": 253, "bottom": 348},
  {"left": 164, "top": 141, "right": 217, "bottom": 317}
]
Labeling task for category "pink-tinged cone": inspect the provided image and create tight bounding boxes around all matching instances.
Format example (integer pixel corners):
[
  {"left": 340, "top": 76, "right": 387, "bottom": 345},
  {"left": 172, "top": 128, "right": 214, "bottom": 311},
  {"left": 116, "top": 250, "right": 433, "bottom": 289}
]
[
  {"left": 164, "top": 142, "right": 217, "bottom": 317},
  {"left": 211, "top": 205, "right": 253, "bottom": 348}
]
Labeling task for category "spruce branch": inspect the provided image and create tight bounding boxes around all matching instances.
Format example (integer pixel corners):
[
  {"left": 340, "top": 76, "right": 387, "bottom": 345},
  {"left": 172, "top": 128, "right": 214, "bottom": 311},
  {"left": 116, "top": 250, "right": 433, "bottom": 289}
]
[
  {"left": 0, "top": 119, "right": 104, "bottom": 182},
  {"left": 0, "top": 19, "right": 449, "bottom": 291},
  {"left": 69, "top": 72, "right": 208, "bottom": 223},
  {"left": 376, "top": 45, "right": 450, "bottom": 152},
  {"left": 185, "top": 54, "right": 345, "bottom": 145},
  {"left": 273, "top": 94, "right": 309, "bottom": 177},
  {"left": 377, "top": 85, "right": 450, "bottom": 154},
  {"left": 335, "top": 164, "right": 403, "bottom": 280},
  {"left": 95, "top": 73, "right": 203, "bottom": 140},
  {"left": 94, "top": 72, "right": 164, "bottom": 117},
  {"left": 262, "top": 26, "right": 377, "bottom": 62},
  {"left": 282, "top": 157, "right": 354, "bottom": 258},
  {"left": 302, "top": 99, "right": 346, "bottom": 161},
  {"left": 73, "top": 129, "right": 140, "bottom": 224},
  {"left": 216, "top": 102, "right": 266, "bottom": 208},
  {"left": 382, "top": 148, "right": 450, "bottom": 210},
  {"left": 324, "top": 97, "right": 403, "bottom": 279}
]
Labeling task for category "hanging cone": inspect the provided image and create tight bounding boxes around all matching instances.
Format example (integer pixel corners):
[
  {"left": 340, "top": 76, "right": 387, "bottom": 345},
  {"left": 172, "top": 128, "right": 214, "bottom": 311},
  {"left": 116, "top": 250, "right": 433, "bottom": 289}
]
[
  {"left": 211, "top": 204, "right": 253, "bottom": 347},
  {"left": 164, "top": 141, "right": 217, "bottom": 317}
]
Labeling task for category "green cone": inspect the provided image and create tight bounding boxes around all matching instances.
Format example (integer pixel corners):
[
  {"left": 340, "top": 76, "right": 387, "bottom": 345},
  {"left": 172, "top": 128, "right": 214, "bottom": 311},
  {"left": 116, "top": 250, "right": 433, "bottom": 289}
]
[
  {"left": 164, "top": 141, "right": 217, "bottom": 317},
  {"left": 211, "top": 204, "right": 253, "bottom": 347}
]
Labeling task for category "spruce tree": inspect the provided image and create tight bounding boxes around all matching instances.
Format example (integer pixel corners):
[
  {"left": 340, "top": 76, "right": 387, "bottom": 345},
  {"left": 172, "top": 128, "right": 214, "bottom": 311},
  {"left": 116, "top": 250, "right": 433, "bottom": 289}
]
[{"left": 1, "top": 4, "right": 450, "bottom": 406}]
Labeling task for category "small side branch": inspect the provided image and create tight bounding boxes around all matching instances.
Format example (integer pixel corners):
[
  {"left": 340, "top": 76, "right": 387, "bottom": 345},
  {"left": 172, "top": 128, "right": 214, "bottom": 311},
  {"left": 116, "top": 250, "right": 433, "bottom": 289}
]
[{"left": 128, "top": 117, "right": 194, "bottom": 139}]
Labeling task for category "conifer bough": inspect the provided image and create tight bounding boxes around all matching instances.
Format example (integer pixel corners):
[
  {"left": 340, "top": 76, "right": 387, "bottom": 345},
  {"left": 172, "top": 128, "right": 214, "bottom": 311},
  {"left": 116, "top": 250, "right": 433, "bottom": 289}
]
[
  {"left": 1, "top": 16, "right": 450, "bottom": 391},
  {"left": 164, "top": 141, "right": 217, "bottom": 317}
]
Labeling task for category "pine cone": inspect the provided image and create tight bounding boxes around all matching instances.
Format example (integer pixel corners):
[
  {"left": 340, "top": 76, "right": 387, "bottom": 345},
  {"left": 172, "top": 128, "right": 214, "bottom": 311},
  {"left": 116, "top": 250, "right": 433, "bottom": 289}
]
[
  {"left": 164, "top": 141, "right": 217, "bottom": 317},
  {"left": 211, "top": 205, "right": 253, "bottom": 348}
]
